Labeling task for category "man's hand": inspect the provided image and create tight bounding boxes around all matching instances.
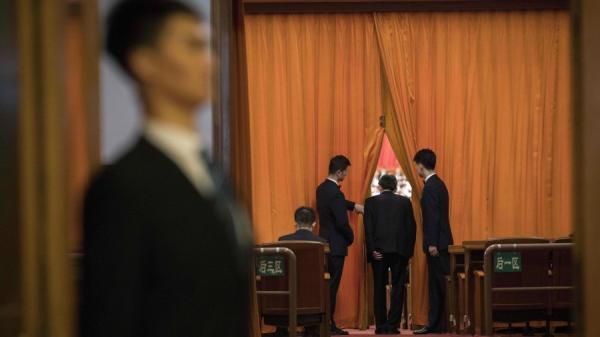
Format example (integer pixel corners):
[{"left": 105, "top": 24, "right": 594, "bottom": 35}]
[
  {"left": 354, "top": 204, "right": 364, "bottom": 214},
  {"left": 372, "top": 251, "right": 383, "bottom": 261},
  {"left": 428, "top": 246, "right": 439, "bottom": 256}
]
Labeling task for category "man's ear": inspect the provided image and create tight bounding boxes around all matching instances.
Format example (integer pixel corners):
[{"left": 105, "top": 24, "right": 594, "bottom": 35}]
[{"left": 129, "top": 47, "right": 157, "bottom": 84}]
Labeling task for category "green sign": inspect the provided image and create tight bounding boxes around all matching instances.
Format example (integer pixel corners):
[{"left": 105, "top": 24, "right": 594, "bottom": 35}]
[
  {"left": 256, "top": 255, "right": 286, "bottom": 276},
  {"left": 494, "top": 252, "right": 522, "bottom": 272}
]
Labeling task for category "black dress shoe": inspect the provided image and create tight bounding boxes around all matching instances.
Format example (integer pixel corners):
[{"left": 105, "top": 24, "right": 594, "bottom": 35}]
[
  {"left": 330, "top": 327, "right": 349, "bottom": 335},
  {"left": 375, "top": 326, "right": 387, "bottom": 334},
  {"left": 413, "top": 327, "right": 438, "bottom": 335},
  {"left": 385, "top": 326, "right": 400, "bottom": 335},
  {"left": 304, "top": 326, "right": 320, "bottom": 337}
]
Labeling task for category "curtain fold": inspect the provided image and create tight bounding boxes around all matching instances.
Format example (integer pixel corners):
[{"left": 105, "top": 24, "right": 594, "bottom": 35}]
[
  {"left": 244, "top": 14, "right": 383, "bottom": 328},
  {"left": 358, "top": 127, "right": 386, "bottom": 328},
  {"left": 374, "top": 10, "right": 572, "bottom": 325}
]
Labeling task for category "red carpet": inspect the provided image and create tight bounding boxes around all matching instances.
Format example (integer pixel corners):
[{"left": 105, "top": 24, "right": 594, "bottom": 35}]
[
  {"left": 346, "top": 328, "right": 449, "bottom": 336},
  {"left": 263, "top": 326, "right": 573, "bottom": 336},
  {"left": 344, "top": 327, "right": 573, "bottom": 336}
]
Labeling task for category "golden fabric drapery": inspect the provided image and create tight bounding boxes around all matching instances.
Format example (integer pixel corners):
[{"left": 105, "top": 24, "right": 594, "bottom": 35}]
[
  {"left": 375, "top": 10, "right": 572, "bottom": 324},
  {"left": 243, "top": 9, "right": 572, "bottom": 329},
  {"left": 244, "top": 14, "right": 383, "bottom": 328}
]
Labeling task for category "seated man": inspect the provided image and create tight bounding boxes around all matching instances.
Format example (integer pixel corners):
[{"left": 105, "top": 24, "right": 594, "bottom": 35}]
[
  {"left": 279, "top": 207, "right": 327, "bottom": 244},
  {"left": 274, "top": 207, "right": 326, "bottom": 337}
]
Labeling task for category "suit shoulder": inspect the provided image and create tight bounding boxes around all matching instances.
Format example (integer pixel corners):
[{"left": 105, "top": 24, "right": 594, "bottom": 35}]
[
  {"left": 431, "top": 175, "right": 446, "bottom": 187},
  {"left": 278, "top": 234, "right": 291, "bottom": 241},
  {"left": 431, "top": 177, "right": 449, "bottom": 193},
  {"left": 318, "top": 181, "right": 335, "bottom": 191},
  {"left": 85, "top": 141, "right": 154, "bottom": 199},
  {"left": 86, "top": 163, "right": 124, "bottom": 195},
  {"left": 318, "top": 183, "right": 341, "bottom": 200},
  {"left": 316, "top": 181, "right": 328, "bottom": 193},
  {"left": 85, "top": 165, "right": 139, "bottom": 211},
  {"left": 386, "top": 193, "right": 410, "bottom": 206},
  {"left": 399, "top": 195, "right": 412, "bottom": 203}
]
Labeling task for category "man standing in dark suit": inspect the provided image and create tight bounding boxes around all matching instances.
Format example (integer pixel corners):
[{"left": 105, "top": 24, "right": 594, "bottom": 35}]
[
  {"left": 412, "top": 149, "right": 454, "bottom": 335},
  {"left": 316, "top": 155, "right": 364, "bottom": 335},
  {"left": 80, "top": 2, "right": 252, "bottom": 337},
  {"left": 274, "top": 207, "right": 327, "bottom": 337},
  {"left": 364, "top": 175, "right": 416, "bottom": 335}
]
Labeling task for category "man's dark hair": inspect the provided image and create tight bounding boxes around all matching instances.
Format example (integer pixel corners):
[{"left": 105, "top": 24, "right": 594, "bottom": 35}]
[
  {"left": 413, "top": 149, "right": 436, "bottom": 170},
  {"left": 294, "top": 207, "right": 316, "bottom": 227},
  {"left": 106, "top": 0, "right": 204, "bottom": 76},
  {"left": 378, "top": 174, "right": 398, "bottom": 192},
  {"left": 328, "top": 155, "right": 351, "bottom": 174}
]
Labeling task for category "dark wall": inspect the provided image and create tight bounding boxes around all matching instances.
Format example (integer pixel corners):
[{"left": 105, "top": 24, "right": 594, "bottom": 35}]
[{"left": 0, "top": 0, "right": 22, "bottom": 335}]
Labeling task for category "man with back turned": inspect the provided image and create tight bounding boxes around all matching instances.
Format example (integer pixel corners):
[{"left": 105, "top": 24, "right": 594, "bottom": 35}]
[{"left": 365, "top": 174, "right": 416, "bottom": 335}]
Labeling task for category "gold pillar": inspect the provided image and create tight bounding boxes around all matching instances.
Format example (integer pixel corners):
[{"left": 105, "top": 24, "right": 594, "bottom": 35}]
[{"left": 17, "top": 0, "right": 99, "bottom": 335}]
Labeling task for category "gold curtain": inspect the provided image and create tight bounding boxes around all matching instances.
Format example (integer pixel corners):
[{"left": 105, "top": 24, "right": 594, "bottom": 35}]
[
  {"left": 244, "top": 13, "right": 383, "bottom": 328},
  {"left": 375, "top": 10, "right": 572, "bottom": 324}
]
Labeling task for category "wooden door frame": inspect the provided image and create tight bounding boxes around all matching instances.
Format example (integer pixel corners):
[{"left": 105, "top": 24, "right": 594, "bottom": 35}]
[
  {"left": 572, "top": 0, "right": 600, "bottom": 336},
  {"left": 17, "top": 0, "right": 100, "bottom": 336}
]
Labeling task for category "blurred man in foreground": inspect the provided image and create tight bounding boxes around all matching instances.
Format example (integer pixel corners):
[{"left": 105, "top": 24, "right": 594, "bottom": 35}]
[{"left": 80, "top": 2, "right": 251, "bottom": 336}]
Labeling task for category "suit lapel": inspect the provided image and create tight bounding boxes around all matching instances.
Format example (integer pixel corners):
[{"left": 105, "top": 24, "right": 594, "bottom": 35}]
[{"left": 136, "top": 137, "right": 204, "bottom": 200}]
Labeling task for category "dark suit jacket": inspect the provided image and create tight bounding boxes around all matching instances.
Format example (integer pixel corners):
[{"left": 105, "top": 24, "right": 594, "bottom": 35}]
[
  {"left": 364, "top": 191, "right": 416, "bottom": 262},
  {"left": 279, "top": 229, "right": 328, "bottom": 243},
  {"left": 316, "top": 179, "right": 355, "bottom": 256},
  {"left": 80, "top": 137, "right": 251, "bottom": 337},
  {"left": 421, "top": 174, "right": 454, "bottom": 253}
]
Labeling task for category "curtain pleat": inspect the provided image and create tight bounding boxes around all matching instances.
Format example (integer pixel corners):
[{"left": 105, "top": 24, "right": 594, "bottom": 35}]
[
  {"left": 244, "top": 14, "right": 383, "bottom": 328},
  {"left": 375, "top": 10, "right": 572, "bottom": 324}
]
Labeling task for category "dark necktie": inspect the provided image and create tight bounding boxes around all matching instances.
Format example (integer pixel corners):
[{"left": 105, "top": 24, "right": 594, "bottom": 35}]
[{"left": 199, "top": 150, "right": 224, "bottom": 191}]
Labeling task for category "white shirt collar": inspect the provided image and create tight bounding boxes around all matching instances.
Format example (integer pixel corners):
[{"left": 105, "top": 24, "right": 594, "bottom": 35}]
[
  {"left": 145, "top": 119, "right": 204, "bottom": 155},
  {"left": 327, "top": 178, "right": 339, "bottom": 186},
  {"left": 144, "top": 119, "right": 214, "bottom": 196},
  {"left": 425, "top": 172, "right": 436, "bottom": 183}
]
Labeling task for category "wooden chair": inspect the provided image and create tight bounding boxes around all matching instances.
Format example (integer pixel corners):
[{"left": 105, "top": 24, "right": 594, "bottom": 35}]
[
  {"left": 455, "top": 240, "right": 486, "bottom": 334},
  {"left": 446, "top": 245, "right": 465, "bottom": 333},
  {"left": 255, "top": 241, "right": 330, "bottom": 337},
  {"left": 473, "top": 237, "right": 551, "bottom": 335},
  {"left": 550, "top": 237, "right": 574, "bottom": 324},
  {"left": 457, "top": 271, "right": 467, "bottom": 332}
]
